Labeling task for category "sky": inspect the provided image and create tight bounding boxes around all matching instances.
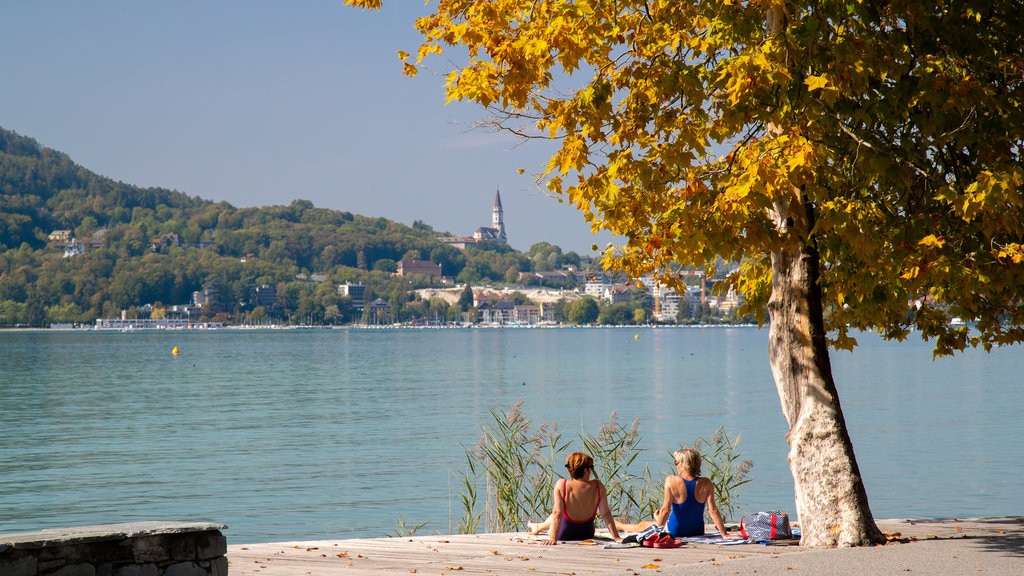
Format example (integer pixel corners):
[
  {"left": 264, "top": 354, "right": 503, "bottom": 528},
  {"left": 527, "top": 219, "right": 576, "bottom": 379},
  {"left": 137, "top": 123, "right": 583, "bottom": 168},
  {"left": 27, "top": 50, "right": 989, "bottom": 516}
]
[{"left": 1, "top": 1, "right": 616, "bottom": 255}]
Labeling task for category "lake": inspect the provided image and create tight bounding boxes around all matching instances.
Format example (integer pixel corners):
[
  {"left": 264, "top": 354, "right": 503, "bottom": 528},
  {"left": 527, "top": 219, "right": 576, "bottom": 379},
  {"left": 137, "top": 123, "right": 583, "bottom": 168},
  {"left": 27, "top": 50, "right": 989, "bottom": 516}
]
[{"left": 1, "top": 326, "right": 1020, "bottom": 543}]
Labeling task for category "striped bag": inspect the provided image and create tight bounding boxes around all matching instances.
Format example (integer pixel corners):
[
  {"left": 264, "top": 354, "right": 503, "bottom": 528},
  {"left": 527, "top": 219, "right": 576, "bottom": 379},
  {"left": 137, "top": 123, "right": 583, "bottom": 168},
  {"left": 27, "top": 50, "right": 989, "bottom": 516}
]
[{"left": 739, "top": 511, "right": 792, "bottom": 541}]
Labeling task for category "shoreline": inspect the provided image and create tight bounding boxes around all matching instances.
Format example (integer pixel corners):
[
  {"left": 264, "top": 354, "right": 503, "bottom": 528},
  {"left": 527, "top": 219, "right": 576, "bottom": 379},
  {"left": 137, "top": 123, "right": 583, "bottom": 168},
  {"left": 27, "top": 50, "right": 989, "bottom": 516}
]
[{"left": 3, "top": 322, "right": 762, "bottom": 332}]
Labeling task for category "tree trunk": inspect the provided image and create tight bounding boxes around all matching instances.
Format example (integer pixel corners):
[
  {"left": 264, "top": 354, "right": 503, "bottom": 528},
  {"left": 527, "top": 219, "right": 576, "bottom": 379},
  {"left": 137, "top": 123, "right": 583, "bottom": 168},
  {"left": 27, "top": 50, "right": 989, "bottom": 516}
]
[{"left": 767, "top": 204, "right": 886, "bottom": 547}]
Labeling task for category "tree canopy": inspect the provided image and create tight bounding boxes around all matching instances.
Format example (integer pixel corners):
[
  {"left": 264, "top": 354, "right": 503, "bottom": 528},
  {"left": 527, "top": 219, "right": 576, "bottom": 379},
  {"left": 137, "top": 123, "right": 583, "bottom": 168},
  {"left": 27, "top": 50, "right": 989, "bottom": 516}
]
[{"left": 352, "top": 0, "right": 1024, "bottom": 355}]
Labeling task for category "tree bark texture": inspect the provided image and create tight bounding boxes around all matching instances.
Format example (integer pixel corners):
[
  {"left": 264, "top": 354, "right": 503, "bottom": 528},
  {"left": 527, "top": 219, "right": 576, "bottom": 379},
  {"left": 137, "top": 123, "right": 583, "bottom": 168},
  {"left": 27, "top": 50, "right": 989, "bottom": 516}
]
[{"left": 767, "top": 208, "right": 886, "bottom": 547}]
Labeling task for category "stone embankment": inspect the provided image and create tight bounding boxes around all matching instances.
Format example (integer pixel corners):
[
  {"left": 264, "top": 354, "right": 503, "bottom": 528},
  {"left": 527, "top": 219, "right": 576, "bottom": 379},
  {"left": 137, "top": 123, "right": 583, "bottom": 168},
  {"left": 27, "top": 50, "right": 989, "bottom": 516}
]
[{"left": 0, "top": 521, "right": 227, "bottom": 576}]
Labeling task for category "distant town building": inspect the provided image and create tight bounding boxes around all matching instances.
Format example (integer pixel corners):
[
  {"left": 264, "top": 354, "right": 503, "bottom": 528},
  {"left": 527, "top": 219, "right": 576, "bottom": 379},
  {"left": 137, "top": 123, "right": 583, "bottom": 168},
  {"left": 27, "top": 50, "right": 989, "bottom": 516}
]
[
  {"left": 367, "top": 297, "right": 391, "bottom": 325},
  {"left": 608, "top": 284, "right": 635, "bottom": 304},
  {"left": 48, "top": 230, "right": 72, "bottom": 244},
  {"left": 514, "top": 304, "right": 541, "bottom": 324},
  {"left": 658, "top": 291, "right": 683, "bottom": 322},
  {"left": 584, "top": 279, "right": 612, "bottom": 300},
  {"left": 89, "top": 229, "right": 108, "bottom": 250},
  {"left": 254, "top": 284, "right": 277, "bottom": 308},
  {"left": 473, "top": 189, "right": 507, "bottom": 244},
  {"left": 192, "top": 288, "right": 221, "bottom": 311},
  {"left": 477, "top": 301, "right": 516, "bottom": 324},
  {"left": 397, "top": 259, "right": 442, "bottom": 279},
  {"left": 440, "top": 189, "right": 509, "bottom": 249},
  {"left": 338, "top": 282, "right": 366, "bottom": 309},
  {"left": 150, "top": 233, "right": 180, "bottom": 252},
  {"left": 63, "top": 240, "right": 86, "bottom": 258}
]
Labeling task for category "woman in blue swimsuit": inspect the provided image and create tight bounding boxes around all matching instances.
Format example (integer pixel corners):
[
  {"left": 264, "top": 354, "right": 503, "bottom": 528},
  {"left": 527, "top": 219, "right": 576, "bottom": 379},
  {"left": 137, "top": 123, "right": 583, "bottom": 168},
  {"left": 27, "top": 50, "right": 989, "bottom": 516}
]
[
  {"left": 654, "top": 447, "right": 732, "bottom": 538},
  {"left": 540, "top": 452, "right": 622, "bottom": 545}
]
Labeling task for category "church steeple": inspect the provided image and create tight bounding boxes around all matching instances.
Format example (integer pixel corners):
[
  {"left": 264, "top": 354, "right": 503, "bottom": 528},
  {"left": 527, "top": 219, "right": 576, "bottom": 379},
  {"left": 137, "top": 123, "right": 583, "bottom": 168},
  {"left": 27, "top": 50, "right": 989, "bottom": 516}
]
[{"left": 492, "top": 189, "right": 507, "bottom": 243}]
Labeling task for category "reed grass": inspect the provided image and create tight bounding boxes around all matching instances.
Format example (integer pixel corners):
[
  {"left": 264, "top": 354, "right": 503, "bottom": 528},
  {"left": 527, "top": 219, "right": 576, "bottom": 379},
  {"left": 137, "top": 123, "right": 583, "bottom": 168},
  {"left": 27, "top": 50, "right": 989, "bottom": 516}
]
[
  {"left": 453, "top": 400, "right": 753, "bottom": 533},
  {"left": 387, "top": 516, "right": 429, "bottom": 537},
  {"left": 581, "top": 413, "right": 660, "bottom": 524},
  {"left": 692, "top": 427, "right": 754, "bottom": 523}
]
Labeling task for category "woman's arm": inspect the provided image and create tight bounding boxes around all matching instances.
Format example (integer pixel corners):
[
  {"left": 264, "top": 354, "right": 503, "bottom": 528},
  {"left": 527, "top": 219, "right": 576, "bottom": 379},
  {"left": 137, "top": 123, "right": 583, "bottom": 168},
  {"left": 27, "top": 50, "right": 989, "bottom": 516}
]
[
  {"left": 700, "top": 479, "right": 731, "bottom": 537},
  {"left": 654, "top": 478, "right": 674, "bottom": 527},
  {"left": 596, "top": 481, "right": 621, "bottom": 541}
]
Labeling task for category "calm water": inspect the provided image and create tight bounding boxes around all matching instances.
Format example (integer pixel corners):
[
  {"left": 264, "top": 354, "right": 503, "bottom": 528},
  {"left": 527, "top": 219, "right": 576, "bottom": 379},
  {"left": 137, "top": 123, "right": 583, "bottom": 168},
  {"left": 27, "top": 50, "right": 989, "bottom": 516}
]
[{"left": 1, "top": 327, "right": 1020, "bottom": 543}]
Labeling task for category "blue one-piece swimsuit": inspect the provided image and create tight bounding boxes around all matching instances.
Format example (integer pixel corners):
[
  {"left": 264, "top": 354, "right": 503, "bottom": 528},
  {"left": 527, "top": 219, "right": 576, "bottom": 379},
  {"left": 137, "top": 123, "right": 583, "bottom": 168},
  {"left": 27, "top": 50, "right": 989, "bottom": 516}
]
[{"left": 666, "top": 477, "right": 706, "bottom": 537}]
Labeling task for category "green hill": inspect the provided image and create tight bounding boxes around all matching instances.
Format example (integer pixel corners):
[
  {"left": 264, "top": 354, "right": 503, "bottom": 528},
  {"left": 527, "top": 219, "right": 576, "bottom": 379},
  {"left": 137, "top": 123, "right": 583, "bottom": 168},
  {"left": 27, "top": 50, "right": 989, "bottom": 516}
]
[{"left": 0, "top": 127, "right": 581, "bottom": 327}]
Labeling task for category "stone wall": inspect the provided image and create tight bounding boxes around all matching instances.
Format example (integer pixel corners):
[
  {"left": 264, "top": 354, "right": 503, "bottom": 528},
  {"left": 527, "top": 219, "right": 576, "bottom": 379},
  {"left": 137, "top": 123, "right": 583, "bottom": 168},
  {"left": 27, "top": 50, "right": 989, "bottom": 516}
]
[{"left": 0, "top": 521, "right": 228, "bottom": 576}]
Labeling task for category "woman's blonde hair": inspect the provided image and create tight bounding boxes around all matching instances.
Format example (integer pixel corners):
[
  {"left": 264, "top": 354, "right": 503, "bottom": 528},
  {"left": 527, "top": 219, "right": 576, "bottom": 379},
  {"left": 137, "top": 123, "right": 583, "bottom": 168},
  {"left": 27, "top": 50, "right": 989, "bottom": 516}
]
[
  {"left": 673, "top": 447, "right": 702, "bottom": 476},
  {"left": 564, "top": 452, "right": 595, "bottom": 479}
]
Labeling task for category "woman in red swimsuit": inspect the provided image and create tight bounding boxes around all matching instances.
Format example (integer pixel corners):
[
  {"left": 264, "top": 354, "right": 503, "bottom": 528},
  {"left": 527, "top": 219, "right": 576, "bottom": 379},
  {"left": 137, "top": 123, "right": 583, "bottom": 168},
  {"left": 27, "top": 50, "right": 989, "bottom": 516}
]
[{"left": 541, "top": 452, "right": 622, "bottom": 545}]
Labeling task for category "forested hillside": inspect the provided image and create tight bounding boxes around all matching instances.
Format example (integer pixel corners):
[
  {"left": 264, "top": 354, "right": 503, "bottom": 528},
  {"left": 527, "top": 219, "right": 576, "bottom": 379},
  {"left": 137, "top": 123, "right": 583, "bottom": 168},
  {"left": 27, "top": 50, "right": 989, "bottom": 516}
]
[{"left": 0, "top": 128, "right": 581, "bottom": 327}]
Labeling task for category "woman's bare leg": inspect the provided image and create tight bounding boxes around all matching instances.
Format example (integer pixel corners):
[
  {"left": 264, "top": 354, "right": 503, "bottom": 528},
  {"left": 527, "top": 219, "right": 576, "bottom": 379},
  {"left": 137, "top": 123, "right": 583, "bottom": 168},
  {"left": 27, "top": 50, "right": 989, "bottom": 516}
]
[
  {"left": 528, "top": 513, "right": 555, "bottom": 535},
  {"left": 614, "top": 519, "right": 657, "bottom": 533}
]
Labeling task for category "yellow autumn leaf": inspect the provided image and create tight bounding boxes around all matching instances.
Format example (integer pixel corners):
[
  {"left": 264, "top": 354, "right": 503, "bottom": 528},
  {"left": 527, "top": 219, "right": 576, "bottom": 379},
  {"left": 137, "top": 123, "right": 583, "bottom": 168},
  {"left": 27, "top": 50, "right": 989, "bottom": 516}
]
[
  {"left": 997, "top": 244, "right": 1024, "bottom": 264},
  {"left": 641, "top": 563, "right": 661, "bottom": 569},
  {"left": 900, "top": 266, "right": 921, "bottom": 280},
  {"left": 917, "top": 234, "right": 945, "bottom": 248},
  {"left": 343, "top": 0, "right": 381, "bottom": 9},
  {"left": 804, "top": 74, "right": 830, "bottom": 92}
]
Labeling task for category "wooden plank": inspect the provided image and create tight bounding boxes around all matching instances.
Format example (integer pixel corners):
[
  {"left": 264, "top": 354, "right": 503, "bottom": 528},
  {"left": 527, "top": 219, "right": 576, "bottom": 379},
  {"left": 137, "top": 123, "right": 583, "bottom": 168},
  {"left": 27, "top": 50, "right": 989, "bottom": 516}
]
[{"left": 225, "top": 518, "right": 1022, "bottom": 576}]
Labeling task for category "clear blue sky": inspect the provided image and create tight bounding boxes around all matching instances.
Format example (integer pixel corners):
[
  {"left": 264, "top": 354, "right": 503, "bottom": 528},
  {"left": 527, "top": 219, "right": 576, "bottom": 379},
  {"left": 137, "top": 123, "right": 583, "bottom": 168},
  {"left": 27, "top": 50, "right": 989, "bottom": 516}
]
[{"left": 1, "top": 1, "right": 614, "bottom": 255}]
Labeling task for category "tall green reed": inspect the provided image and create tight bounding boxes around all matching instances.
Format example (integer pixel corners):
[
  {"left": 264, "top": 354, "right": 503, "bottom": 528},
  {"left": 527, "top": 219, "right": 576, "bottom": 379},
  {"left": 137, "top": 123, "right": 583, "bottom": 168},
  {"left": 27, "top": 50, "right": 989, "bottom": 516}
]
[
  {"left": 453, "top": 401, "right": 752, "bottom": 533},
  {"left": 581, "top": 413, "right": 660, "bottom": 524},
  {"left": 455, "top": 399, "right": 569, "bottom": 533},
  {"left": 692, "top": 427, "right": 754, "bottom": 523}
]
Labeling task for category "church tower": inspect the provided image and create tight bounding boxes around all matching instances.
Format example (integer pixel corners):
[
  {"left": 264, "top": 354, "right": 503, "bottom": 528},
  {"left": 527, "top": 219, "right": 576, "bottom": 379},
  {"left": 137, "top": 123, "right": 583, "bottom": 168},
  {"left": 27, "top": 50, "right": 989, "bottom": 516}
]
[{"left": 492, "top": 189, "right": 507, "bottom": 244}]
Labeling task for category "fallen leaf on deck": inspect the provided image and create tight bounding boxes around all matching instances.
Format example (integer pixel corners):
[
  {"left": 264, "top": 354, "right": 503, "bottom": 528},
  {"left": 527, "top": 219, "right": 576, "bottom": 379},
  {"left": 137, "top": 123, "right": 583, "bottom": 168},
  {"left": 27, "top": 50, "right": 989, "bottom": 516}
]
[
  {"left": 445, "top": 565, "right": 464, "bottom": 570},
  {"left": 641, "top": 563, "right": 660, "bottom": 569}
]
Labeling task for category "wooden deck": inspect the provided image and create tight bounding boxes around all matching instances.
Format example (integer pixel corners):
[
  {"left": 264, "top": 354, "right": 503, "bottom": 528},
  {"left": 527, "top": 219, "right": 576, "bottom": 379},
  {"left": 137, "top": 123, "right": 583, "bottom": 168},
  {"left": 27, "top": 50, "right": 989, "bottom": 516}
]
[{"left": 225, "top": 517, "right": 1022, "bottom": 576}]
